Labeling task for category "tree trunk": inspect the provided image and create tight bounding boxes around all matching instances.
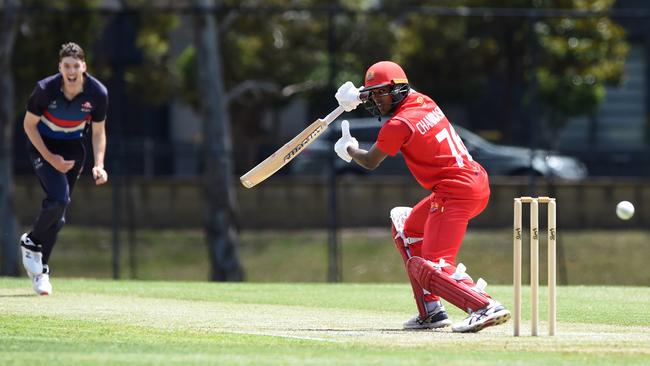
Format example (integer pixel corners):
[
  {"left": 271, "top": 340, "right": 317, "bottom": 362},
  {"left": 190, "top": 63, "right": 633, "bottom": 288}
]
[
  {"left": 0, "top": 0, "right": 21, "bottom": 276},
  {"left": 194, "top": 0, "right": 244, "bottom": 281}
]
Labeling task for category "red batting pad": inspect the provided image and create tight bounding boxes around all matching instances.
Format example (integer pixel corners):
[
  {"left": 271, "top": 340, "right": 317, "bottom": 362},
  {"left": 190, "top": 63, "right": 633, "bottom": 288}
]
[
  {"left": 407, "top": 256, "right": 490, "bottom": 313},
  {"left": 392, "top": 224, "right": 428, "bottom": 319}
]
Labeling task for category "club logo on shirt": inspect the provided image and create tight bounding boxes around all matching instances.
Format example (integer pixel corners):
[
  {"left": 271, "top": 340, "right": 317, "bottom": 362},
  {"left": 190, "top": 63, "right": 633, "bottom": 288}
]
[
  {"left": 81, "top": 101, "right": 93, "bottom": 112},
  {"left": 48, "top": 101, "right": 57, "bottom": 109},
  {"left": 430, "top": 201, "right": 441, "bottom": 213}
]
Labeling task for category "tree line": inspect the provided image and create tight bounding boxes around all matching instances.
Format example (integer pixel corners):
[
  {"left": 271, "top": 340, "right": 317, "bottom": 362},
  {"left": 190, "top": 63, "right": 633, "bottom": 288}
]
[{"left": 0, "top": 0, "right": 628, "bottom": 279}]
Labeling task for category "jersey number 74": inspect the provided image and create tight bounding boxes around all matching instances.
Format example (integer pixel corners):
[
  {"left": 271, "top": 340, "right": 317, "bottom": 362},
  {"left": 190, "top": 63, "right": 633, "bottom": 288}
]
[{"left": 435, "top": 124, "right": 473, "bottom": 167}]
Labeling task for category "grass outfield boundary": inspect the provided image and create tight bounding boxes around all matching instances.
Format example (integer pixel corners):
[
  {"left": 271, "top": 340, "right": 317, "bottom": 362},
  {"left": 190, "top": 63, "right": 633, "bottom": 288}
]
[{"left": 1, "top": 278, "right": 649, "bottom": 365}]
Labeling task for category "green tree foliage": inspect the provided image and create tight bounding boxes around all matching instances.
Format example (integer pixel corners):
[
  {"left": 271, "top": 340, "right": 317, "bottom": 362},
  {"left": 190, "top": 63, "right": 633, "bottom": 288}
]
[
  {"left": 178, "top": 0, "right": 333, "bottom": 106},
  {"left": 534, "top": 0, "right": 628, "bottom": 129},
  {"left": 13, "top": 1, "right": 180, "bottom": 108},
  {"left": 122, "top": 1, "right": 180, "bottom": 105},
  {"left": 0, "top": 0, "right": 21, "bottom": 276},
  {"left": 176, "top": 0, "right": 342, "bottom": 169},
  {"left": 385, "top": 0, "right": 628, "bottom": 141},
  {"left": 333, "top": 3, "right": 396, "bottom": 88},
  {"left": 179, "top": 0, "right": 626, "bottom": 149}
]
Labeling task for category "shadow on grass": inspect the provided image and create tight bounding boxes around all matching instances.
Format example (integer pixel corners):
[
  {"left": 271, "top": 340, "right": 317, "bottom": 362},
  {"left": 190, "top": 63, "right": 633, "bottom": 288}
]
[{"left": 0, "top": 293, "right": 36, "bottom": 298}]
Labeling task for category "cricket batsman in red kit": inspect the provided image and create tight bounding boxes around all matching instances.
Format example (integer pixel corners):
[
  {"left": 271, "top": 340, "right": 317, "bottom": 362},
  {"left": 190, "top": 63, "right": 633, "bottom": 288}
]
[{"left": 333, "top": 61, "right": 510, "bottom": 332}]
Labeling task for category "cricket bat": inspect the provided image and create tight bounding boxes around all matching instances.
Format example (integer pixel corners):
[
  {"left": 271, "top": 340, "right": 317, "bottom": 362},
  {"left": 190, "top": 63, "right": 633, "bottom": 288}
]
[{"left": 240, "top": 105, "right": 346, "bottom": 188}]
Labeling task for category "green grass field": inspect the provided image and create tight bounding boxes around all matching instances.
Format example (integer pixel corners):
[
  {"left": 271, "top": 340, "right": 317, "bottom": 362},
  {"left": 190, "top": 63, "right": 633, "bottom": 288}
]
[
  {"left": 1, "top": 278, "right": 649, "bottom": 365},
  {"left": 20, "top": 226, "right": 650, "bottom": 285}
]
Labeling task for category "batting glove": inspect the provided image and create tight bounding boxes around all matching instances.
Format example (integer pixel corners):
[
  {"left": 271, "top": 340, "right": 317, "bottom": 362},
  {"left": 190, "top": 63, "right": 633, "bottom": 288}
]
[
  {"left": 334, "top": 120, "right": 359, "bottom": 163},
  {"left": 335, "top": 81, "right": 362, "bottom": 112}
]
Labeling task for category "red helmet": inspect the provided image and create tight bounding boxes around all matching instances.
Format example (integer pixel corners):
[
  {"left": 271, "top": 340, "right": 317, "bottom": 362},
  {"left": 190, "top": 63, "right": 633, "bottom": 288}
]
[
  {"left": 361, "top": 61, "right": 409, "bottom": 91},
  {"left": 360, "top": 61, "right": 411, "bottom": 116}
]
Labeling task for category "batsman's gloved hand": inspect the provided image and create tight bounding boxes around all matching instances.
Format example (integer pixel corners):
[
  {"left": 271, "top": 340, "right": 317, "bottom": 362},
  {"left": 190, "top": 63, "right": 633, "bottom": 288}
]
[
  {"left": 335, "top": 81, "right": 362, "bottom": 112},
  {"left": 334, "top": 120, "right": 359, "bottom": 163}
]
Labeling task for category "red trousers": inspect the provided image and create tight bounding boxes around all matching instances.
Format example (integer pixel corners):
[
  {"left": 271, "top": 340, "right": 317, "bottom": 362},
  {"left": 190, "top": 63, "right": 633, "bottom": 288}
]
[{"left": 403, "top": 193, "right": 489, "bottom": 301}]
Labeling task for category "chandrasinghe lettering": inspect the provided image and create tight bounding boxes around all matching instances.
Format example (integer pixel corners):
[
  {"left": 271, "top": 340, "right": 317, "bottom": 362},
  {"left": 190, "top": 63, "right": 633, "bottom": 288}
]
[{"left": 415, "top": 106, "right": 445, "bottom": 135}]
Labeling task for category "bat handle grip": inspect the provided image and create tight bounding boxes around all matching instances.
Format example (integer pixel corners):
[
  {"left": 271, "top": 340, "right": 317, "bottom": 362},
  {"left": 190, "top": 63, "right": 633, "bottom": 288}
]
[{"left": 323, "top": 105, "right": 346, "bottom": 125}]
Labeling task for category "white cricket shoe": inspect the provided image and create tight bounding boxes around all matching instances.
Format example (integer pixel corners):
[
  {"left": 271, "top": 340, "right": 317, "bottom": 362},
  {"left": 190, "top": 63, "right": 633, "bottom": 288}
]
[
  {"left": 32, "top": 265, "right": 52, "bottom": 296},
  {"left": 452, "top": 300, "right": 510, "bottom": 333},
  {"left": 20, "top": 233, "right": 43, "bottom": 277},
  {"left": 403, "top": 308, "right": 452, "bottom": 330}
]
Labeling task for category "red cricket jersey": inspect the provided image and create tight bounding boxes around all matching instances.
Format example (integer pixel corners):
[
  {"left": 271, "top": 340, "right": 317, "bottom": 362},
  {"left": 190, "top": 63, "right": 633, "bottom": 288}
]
[{"left": 375, "top": 92, "right": 490, "bottom": 199}]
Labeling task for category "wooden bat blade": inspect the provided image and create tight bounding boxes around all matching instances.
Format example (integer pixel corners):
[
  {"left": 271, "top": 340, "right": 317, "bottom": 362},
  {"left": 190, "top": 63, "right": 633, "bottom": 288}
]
[
  {"left": 240, "top": 119, "right": 328, "bottom": 188},
  {"left": 240, "top": 105, "right": 345, "bottom": 188}
]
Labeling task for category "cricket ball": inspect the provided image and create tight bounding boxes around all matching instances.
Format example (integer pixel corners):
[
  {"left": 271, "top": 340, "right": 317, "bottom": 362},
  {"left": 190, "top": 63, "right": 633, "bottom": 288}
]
[{"left": 616, "top": 201, "right": 635, "bottom": 220}]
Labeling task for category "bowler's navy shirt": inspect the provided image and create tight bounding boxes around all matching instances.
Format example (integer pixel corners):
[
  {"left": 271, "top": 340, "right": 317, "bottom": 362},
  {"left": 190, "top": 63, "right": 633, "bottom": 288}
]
[{"left": 26, "top": 73, "right": 108, "bottom": 140}]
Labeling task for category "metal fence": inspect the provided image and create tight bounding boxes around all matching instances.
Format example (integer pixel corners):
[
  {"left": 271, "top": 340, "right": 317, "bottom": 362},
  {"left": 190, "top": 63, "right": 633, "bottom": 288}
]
[{"left": 5, "top": 3, "right": 650, "bottom": 281}]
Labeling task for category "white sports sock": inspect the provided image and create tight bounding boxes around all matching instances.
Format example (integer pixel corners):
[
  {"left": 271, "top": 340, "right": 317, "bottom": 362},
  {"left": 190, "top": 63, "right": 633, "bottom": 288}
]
[{"left": 425, "top": 300, "right": 443, "bottom": 314}]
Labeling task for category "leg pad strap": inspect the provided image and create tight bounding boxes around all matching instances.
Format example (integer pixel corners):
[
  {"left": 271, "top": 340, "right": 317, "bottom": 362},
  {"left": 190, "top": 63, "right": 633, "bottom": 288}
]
[{"left": 407, "top": 256, "right": 490, "bottom": 313}]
